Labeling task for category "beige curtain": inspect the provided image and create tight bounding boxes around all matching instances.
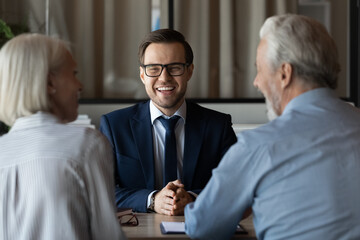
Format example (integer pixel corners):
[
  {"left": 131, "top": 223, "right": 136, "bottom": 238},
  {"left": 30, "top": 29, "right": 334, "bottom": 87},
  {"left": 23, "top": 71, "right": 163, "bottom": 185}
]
[
  {"left": 45, "top": 0, "right": 151, "bottom": 99},
  {"left": 26, "top": 0, "right": 103, "bottom": 98},
  {"left": 102, "top": 0, "right": 151, "bottom": 99},
  {"left": 174, "top": 0, "right": 298, "bottom": 98},
  {"left": 1, "top": 0, "right": 297, "bottom": 99},
  {"left": 1, "top": 0, "right": 150, "bottom": 99}
]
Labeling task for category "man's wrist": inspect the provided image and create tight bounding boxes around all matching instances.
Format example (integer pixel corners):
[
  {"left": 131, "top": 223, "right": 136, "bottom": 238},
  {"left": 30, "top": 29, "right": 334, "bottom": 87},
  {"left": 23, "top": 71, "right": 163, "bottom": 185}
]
[
  {"left": 187, "top": 191, "right": 197, "bottom": 201},
  {"left": 147, "top": 191, "right": 158, "bottom": 212}
]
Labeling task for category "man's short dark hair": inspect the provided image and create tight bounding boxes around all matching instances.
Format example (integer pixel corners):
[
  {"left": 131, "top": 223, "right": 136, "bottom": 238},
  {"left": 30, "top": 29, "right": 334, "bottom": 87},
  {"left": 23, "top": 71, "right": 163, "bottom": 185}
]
[{"left": 138, "top": 29, "right": 193, "bottom": 65}]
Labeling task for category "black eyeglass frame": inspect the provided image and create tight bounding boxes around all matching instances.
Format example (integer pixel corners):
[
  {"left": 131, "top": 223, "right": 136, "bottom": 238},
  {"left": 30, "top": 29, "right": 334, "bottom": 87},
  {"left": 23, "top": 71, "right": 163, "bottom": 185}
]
[
  {"left": 119, "top": 213, "right": 139, "bottom": 227},
  {"left": 141, "top": 62, "right": 190, "bottom": 77}
]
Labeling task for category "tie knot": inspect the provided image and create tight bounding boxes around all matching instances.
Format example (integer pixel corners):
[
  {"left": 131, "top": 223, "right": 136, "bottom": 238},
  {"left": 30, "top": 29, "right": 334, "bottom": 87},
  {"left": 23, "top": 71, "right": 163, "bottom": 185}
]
[{"left": 158, "top": 116, "right": 180, "bottom": 132}]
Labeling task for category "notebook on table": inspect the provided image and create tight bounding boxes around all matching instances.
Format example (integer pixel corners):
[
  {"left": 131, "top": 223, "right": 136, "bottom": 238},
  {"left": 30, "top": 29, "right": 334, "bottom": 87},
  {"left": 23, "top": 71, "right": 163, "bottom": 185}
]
[{"left": 160, "top": 221, "right": 247, "bottom": 235}]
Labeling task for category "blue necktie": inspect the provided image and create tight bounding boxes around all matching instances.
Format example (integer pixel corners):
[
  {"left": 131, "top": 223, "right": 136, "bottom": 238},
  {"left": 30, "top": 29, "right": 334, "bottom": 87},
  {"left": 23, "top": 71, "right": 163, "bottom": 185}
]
[{"left": 158, "top": 116, "right": 180, "bottom": 186}]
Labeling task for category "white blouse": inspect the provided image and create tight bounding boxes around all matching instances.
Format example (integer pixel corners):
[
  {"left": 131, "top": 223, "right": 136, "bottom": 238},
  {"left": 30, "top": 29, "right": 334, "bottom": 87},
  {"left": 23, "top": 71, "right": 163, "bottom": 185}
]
[{"left": 0, "top": 112, "right": 126, "bottom": 240}]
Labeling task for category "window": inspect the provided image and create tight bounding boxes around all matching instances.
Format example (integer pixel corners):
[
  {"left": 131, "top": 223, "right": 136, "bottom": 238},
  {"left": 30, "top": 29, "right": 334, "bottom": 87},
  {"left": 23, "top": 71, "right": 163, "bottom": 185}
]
[{"left": 0, "top": 0, "right": 354, "bottom": 104}]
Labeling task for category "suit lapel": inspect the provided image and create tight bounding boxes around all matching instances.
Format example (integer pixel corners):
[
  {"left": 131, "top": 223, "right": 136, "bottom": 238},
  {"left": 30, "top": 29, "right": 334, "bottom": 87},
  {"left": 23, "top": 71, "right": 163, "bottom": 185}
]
[
  {"left": 130, "top": 101, "right": 155, "bottom": 189},
  {"left": 183, "top": 102, "right": 205, "bottom": 188}
]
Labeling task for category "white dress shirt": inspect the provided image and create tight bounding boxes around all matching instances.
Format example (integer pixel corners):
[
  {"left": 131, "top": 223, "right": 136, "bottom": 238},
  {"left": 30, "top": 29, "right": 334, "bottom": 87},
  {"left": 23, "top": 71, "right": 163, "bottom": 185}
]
[
  {"left": 145, "top": 101, "right": 187, "bottom": 208},
  {"left": 150, "top": 100, "right": 186, "bottom": 189},
  {"left": 0, "top": 112, "right": 126, "bottom": 240}
]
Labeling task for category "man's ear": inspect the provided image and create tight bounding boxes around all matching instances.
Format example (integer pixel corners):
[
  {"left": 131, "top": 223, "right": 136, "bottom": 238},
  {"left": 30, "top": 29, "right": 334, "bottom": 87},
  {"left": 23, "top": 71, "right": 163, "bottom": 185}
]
[
  {"left": 186, "top": 63, "right": 194, "bottom": 82},
  {"left": 139, "top": 66, "right": 145, "bottom": 84},
  {"left": 280, "top": 62, "right": 293, "bottom": 89}
]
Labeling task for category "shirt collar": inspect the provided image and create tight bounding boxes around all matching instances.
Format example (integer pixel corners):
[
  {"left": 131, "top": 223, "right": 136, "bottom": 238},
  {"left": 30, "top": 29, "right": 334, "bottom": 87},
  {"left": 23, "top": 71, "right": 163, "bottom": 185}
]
[
  {"left": 150, "top": 100, "right": 187, "bottom": 124},
  {"left": 282, "top": 87, "right": 337, "bottom": 116},
  {"left": 10, "top": 111, "right": 60, "bottom": 133}
]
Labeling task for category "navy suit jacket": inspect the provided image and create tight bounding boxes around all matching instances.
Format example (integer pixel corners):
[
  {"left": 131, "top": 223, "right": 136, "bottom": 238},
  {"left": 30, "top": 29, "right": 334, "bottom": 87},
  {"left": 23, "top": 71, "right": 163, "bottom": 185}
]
[{"left": 100, "top": 100, "right": 237, "bottom": 212}]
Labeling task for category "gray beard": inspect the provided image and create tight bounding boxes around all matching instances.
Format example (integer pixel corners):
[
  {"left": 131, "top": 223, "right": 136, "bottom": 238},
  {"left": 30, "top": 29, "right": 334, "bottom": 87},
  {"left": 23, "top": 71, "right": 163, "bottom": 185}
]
[{"left": 266, "top": 98, "right": 279, "bottom": 121}]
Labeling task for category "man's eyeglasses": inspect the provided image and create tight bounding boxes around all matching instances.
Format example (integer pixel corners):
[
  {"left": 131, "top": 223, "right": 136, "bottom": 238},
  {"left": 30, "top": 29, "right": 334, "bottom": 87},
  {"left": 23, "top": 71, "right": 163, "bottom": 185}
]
[
  {"left": 141, "top": 63, "right": 190, "bottom": 77},
  {"left": 118, "top": 214, "right": 139, "bottom": 227}
]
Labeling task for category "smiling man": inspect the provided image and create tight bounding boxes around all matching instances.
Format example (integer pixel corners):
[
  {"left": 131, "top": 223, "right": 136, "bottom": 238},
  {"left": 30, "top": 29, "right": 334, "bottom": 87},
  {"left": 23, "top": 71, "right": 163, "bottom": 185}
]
[{"left": 100, "top": 29, "right": 237, "bottom": 215}]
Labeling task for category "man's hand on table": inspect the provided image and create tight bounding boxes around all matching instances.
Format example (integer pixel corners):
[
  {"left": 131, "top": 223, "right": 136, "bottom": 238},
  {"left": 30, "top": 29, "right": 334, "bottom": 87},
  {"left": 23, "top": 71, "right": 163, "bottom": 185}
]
[{"left": 154, "top": 179, "right": 194, "bottom": 216}]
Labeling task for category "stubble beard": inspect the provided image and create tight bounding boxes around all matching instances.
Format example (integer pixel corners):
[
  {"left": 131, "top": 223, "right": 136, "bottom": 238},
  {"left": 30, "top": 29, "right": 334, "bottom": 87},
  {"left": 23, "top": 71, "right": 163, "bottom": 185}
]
[
  {"left": 265, "top": 83, "right": 281, "bottom": 121},
  {"left": 265, "top": 98, "right": 279, "bottom": 121}
]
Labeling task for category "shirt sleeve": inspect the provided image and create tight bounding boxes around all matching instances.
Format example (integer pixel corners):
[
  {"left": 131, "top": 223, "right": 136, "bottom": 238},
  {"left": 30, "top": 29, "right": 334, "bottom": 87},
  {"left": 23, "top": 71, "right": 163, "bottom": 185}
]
[
  {"left": 184, "top": 137, "right": 256, "bottom": 240},
  {"left": 81, "top": 130, "right": 127, "bottom": 240}
]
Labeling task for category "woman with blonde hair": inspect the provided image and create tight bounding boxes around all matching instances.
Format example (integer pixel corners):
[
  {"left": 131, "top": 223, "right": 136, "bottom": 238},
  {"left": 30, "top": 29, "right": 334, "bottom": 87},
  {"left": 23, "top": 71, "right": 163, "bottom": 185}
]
[{"left": 0, "top": 34, "right": 126, "bottom": 240}]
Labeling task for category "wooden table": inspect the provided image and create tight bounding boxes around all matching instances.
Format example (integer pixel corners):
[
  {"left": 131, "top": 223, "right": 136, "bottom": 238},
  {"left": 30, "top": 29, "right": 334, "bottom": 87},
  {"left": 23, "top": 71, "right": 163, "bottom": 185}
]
[{"left": 122, "top": 213, "right": 257, "bottom": 240}]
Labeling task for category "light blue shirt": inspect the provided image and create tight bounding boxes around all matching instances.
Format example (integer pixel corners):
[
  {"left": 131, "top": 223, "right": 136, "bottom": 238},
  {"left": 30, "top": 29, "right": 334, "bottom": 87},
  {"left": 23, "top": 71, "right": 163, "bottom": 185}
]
[{"left": 185, "top": 88, "right": 360, "bottom": 240}]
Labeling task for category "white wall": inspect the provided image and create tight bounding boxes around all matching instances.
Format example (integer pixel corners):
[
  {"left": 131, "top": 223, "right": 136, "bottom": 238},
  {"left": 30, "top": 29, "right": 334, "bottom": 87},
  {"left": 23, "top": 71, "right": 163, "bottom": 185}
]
[{"left": 79, "top": 102, "right": 269, "bottom": 131}]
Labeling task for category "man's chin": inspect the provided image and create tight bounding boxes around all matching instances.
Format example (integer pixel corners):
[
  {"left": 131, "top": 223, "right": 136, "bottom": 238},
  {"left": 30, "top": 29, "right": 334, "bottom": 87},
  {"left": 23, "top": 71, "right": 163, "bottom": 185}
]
[
  {"left": 156, "top": 100, "right": 178, "bottom": 109},
  {"left": 156, "top": 95, "right": 185, "bottom": 109}
]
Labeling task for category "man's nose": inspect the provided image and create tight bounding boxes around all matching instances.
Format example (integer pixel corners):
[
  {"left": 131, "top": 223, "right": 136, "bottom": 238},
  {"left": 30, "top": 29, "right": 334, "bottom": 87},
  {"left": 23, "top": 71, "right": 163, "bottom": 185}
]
[{"left": 158, "top": 66, "right": 171, "bottom": 81}]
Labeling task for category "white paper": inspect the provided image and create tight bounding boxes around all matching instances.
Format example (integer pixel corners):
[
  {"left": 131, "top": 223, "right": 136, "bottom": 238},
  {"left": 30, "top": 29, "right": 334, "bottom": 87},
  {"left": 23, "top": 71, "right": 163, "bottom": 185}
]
[{"left": 160, "top": 221, "right": 185, "bottom": 233}]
